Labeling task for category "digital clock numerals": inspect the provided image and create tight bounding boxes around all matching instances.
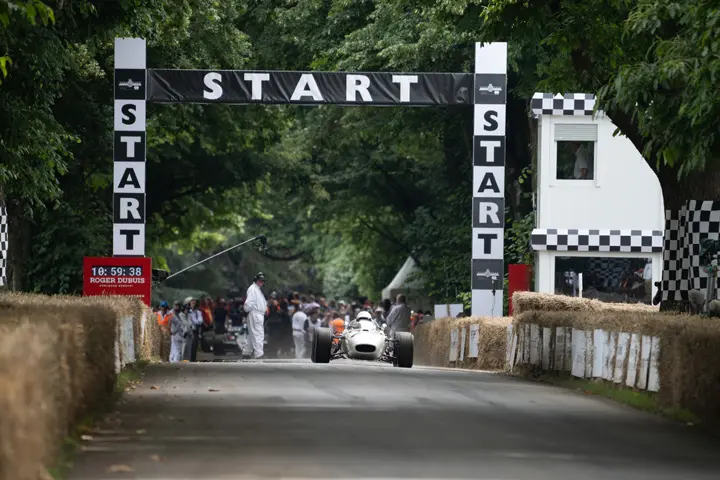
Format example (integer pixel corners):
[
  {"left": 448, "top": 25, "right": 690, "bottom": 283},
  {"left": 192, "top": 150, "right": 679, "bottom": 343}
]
[{"left": 91, "top": 266, "right": 143, "bottom": 276}]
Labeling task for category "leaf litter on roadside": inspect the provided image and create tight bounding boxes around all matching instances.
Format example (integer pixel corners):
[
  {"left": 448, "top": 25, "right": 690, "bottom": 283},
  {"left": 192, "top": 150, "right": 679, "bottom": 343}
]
[{"left": 108, "top": 464, "right": 134, "bottom": 473}]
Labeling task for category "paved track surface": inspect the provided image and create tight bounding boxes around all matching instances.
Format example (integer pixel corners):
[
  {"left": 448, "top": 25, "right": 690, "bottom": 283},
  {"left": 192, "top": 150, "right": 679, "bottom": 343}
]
[{"left": 69, "top": 359, "right": 720, "bottom": 479}]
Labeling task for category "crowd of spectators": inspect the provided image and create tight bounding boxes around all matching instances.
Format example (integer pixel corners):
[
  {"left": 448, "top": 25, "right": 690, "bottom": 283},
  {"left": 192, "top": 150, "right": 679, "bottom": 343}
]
[{"left": 153, "top": 291, "right": 434, "bottom": 361}]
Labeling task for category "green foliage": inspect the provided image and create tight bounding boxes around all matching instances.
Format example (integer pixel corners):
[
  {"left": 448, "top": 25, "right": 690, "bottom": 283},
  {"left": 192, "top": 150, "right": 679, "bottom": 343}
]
[
  {"left": 601, "top": 0, "right": 720, "bottom": 177},
  {"left": 0, "top": 0, "right": 56, "bottom": 84},
  {"left": 481, "top": 0, "right": 720, "bottom": 180}
]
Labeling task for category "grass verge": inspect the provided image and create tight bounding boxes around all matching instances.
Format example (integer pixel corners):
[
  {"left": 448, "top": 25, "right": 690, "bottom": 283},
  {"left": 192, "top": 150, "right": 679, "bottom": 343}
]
[
  {"left": 534, "top": 373, "right": 701, "bottom": 426},
  {"left": 47, "top": 360, "right": 150, "bottom": 480}
]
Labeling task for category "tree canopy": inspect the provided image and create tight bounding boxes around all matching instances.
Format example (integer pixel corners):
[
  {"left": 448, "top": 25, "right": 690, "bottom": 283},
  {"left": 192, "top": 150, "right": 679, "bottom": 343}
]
[{"left": 1, "top": 0, "right": 717, "bottom": 307}]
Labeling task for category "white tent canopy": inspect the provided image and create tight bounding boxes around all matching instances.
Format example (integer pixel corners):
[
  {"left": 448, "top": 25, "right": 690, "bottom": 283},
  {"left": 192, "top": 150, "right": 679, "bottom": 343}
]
[{"left": 381, "top": 257, "right": 429, "bottom": 311}]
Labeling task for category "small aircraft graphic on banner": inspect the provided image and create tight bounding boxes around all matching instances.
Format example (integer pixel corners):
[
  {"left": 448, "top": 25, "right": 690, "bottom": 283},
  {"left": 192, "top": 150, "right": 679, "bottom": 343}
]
[
  {"left": 476, "top": 269, "right": 500, "bottom": 279},
  {"left": 119, "top": 79, "right": 142, "bottom": 90},
  {"left": 478, "top": 84, "right": 502, "bottom": 95}
]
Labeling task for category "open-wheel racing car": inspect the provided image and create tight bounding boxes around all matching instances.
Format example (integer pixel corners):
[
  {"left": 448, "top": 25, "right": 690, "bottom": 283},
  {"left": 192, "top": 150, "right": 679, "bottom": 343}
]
[{"left": 311, "top": 311, "right": 414, "bottom": 368}]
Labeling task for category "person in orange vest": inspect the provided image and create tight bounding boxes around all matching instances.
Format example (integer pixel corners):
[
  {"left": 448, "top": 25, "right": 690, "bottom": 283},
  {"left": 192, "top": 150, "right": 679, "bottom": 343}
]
[
  {"left": 156, "top": 301, "right": 174, "bottom": 328},
  {"left": 200, "top": 297, "right": 214, "bottom": 328},
  {"left": 328, "top": 314, "right": 345, "bottom": 346},
  {"left": 156, "top": 301, "right": 174, "bottom": 361}
]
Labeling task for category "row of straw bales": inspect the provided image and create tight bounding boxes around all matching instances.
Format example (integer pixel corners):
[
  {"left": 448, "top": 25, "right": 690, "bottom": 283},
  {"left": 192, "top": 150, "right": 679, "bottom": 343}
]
[
  {"left": 0, "top": 292, "right": 159, "bottom": 480},
  {"left": 414, "top": 316, "right": 512, "bottom": 370},
  {"left": 511, "top": 291, "right": 720, "bottom": 425},
  {"left": 416, "top": 292, "right": 720, "bottom": 425}
]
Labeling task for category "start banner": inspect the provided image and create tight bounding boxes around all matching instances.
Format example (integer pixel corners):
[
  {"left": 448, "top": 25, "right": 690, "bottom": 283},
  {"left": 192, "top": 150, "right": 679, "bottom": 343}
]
[{"left": 83, "top": 256, "right": 152, "bottom": 306}]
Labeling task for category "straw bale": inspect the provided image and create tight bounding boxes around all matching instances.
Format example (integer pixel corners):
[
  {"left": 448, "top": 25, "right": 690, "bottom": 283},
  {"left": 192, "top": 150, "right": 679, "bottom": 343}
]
[
  {"left": 0, "top": 291, "right": 155, "bottom": 478},
  {"left": 512, "top": 291, "right": 658, "bottom": 315},
  {"left": 414, "top": 316, "right": 512, "bottom": 369},
  {"left": 414, "top": 317, "right": 452, "bottom": 366},
  {"left": 511, "top": 303, "right": 720, "bottom": 426},
  {"left": 0, "top": 321, "right": 59, "bottom": 480}
]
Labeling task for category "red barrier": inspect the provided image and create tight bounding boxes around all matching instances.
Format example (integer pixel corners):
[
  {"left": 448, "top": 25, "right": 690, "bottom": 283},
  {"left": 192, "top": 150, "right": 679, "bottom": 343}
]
[{"left": 508, "top": 264, "right": 531, "bottom": 315}]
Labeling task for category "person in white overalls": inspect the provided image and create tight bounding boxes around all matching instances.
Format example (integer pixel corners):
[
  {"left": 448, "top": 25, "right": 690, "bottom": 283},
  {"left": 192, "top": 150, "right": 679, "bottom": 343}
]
[
  {"left": 243, "top": 272, "right": 268, "bottom": 359},
  {"left": 291, "top": 307, "right": 308, "bottom": 359}
]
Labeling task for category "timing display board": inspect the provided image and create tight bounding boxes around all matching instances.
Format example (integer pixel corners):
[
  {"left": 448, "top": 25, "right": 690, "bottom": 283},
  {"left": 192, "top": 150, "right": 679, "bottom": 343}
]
[{"left": 83, "top": 256, "right": 152, "bottom": 306}]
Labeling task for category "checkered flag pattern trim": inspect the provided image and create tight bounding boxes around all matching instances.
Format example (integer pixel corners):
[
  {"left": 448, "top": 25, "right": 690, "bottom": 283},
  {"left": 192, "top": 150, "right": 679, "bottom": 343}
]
[
  {"left": 661, "top": 201, "right": 720, "bottom": 302},
  {"left": 531, "top": 92, "right": 597, "bottom": 116},
  {"left": 530, "top": 228, "right": 663, "bottom": 253},
  {"left": 0, "top": 206, "right": 7, "bottom": 287}
]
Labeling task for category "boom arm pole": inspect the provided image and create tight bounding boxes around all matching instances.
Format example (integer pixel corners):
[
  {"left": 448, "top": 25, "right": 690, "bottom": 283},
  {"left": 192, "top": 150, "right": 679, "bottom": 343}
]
[{"left": 153, "top": 234, "right": 267, "bottom": 287}]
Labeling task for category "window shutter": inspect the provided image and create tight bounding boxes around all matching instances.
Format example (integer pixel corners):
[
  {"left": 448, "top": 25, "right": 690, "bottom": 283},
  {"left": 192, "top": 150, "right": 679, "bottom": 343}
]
[{"left": 554, "top": 124, "right": 598, "bottom": 142}]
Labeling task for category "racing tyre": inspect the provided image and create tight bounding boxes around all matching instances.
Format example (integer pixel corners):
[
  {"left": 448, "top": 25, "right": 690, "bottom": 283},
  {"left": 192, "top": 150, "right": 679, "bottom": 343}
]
[
  {"left": 213, "top": 339, "right": 226, "bottom": 356},
  {"left": 394, "top": 332, "right": 414, "bottom": 368},
  {"left": 200, "top": 334, "right": 212, "bottom": 353},
  {"left": 311, "top": 327, "right": 332, "bottom": 364}
]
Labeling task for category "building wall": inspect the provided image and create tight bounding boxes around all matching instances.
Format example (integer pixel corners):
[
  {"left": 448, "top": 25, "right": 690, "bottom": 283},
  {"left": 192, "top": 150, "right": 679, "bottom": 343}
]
[{"left": 536, "top": 114, "right": 665, "bottom": 231}]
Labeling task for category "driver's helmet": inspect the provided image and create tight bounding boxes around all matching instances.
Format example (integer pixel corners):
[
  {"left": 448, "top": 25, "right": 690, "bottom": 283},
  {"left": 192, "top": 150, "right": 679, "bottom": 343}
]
[{"left": 356, "top": 311, "right": 373, "bottom": 321}]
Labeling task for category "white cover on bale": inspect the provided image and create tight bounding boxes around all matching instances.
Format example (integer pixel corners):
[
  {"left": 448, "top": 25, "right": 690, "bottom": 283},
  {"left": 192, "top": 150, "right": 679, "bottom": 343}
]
[
  {"left": 530, "top": 324, "right": 541, "bottom": 365},
  {"left": 603, "top": 331, "right": 615, "bottom": 381},
  {"left": 114, "top": 335, "right": 121, "bottom": 374},
  {"left": 614, "top": 332, "right": 630, "bottom": 384},
  {"left": 523, "top": 323, "right": 531, "bottom": 363},
  {"left": 554, "top": 327, "right": 566, "bottom": 371},
  {"left": 542, "top": 327, "right": 552, "bottom": 370},
  {"left": 508, "top": 327, "right": 518, "bottom": 370},
  {"left": 516, "top": 326, "right": 524, "bottom": 364},
  {"left": 592, "top": 329, "right": 606, "bottom": 378},
  {"left": 584, "top": 331, "right": 594, "bottom": 377},
  {"left": 626, "top": 333, "right": 641, "bottom": 387},
  {"left": 637, "top": 335, "right": 652, "bottom": 390},
  {"left": 119, "top": 316, "right": 136, "bottom": 367},
  {"left": 563, "top": 327, "right": 573, "bottom": 371},
  {"left": 449, "top": 327, "right": 459, "bottom": 361},
  {"left": 571, "top": 329, "right": 587, "bottom": 378},
  {"left": 648, "top": 336, "right": 661, "bottom": 392},
  {"left": 469, "top": 324, "right": 480, "bottom": 358},
  {"left": 505, "top": 324, "right": 513, "bottom": 364},
  {"left": 459, "top": 327, "right": 466, "bottom": 361}
]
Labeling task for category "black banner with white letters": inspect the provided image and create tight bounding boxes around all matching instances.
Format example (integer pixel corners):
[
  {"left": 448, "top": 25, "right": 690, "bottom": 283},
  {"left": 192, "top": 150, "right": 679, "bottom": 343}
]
[{"left": 147, "top": 69, "right": 473, "bottom": 106}]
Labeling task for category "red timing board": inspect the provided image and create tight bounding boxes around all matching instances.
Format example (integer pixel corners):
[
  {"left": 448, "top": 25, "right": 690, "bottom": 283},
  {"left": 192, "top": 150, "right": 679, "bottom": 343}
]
[{"left": 83, "top": 256, "right": 152, "bottom": 306}]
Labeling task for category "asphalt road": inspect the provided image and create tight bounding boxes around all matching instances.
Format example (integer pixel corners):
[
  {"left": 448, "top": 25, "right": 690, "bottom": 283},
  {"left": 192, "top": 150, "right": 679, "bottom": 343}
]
[{"left": 68, "top": 359, "right": 720, "bottom": 480}]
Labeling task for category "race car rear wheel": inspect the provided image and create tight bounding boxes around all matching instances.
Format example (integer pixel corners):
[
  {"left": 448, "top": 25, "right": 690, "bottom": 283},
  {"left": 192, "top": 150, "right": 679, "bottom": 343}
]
[
  {"left": 213, "top": 339, "right": 226, "bottom": 356},
  {"left": 311, "top": 327, "right": 332, "bottom": 364},
  {"left": 200, "top": 333, "right": 213, "bottom": 353},
  {"left": 394, "top": 332, "right": 414, "bottom": 368}
]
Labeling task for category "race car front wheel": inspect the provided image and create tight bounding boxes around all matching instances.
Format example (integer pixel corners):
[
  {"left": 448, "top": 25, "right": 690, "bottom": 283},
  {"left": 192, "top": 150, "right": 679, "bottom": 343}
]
[
  {"left": 393, "top": 332, "right": 414, "bottom": 368},
  {"left": 311, "top": 327, "right": 333, "bottom": 364}
]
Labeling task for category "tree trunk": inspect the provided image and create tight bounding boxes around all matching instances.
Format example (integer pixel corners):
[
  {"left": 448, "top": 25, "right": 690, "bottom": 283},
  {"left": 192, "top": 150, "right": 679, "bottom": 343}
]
[
  {"left": 6, "top": 202, "right": 31, "bottom": 292},
  {"left": 655, "top": 163, "right": 720, "bottom": 312}
]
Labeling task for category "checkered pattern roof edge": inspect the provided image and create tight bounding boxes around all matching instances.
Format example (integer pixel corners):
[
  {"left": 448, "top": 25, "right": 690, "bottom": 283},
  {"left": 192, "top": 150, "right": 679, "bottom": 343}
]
[
  {"left": 531, "top": 92, "right": 599, "bottom": 117},
  {"left": 531, "top": 228, "right": 663, "bottom": 253}
]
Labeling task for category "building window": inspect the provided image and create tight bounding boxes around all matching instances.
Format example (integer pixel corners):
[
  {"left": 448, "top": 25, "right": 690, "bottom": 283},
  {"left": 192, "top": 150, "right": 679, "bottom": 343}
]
[
  {"left": 556, "top": 141, "right": 595, "bottom": 180},
  {"left": 554, "top": 256, "right": 653, "bottom": 304},
  {"left": 554, "top": 124, "right": 598, "bottom": 181}
]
